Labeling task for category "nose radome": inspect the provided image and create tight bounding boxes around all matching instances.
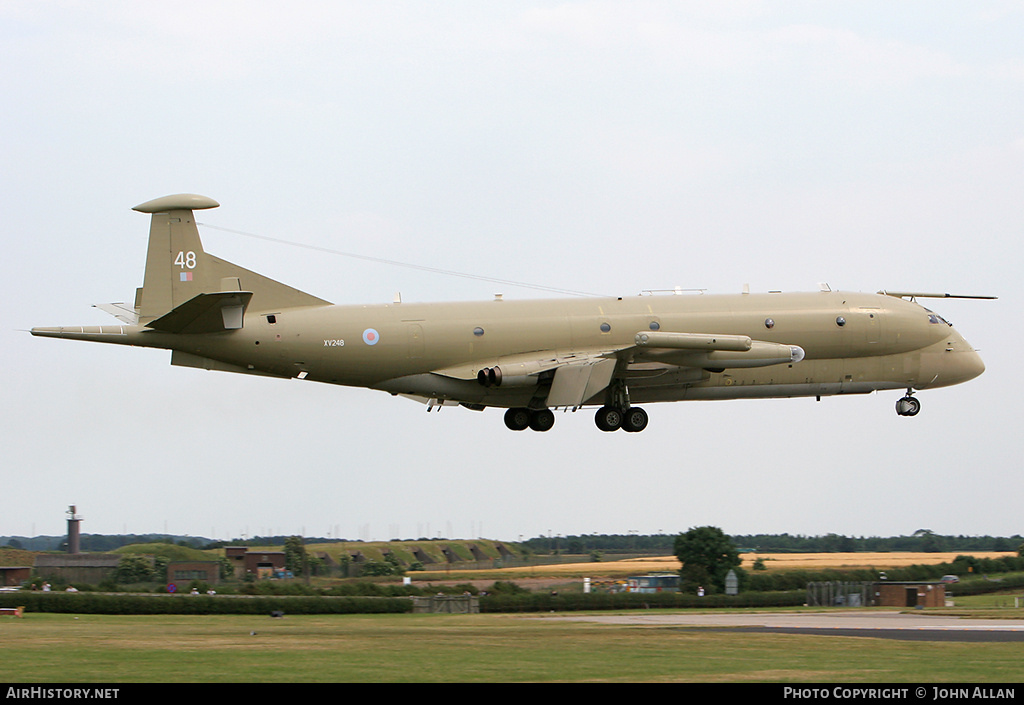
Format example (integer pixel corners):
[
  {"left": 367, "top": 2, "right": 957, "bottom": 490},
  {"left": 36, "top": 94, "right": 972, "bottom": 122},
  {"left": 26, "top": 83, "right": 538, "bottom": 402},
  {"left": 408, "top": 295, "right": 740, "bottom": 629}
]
[
  {"left": 960, "top": 349, "right": 985, "bottom": 382},
  {"left": 920, "top": 348, "right": 985, "bottom": 389}
]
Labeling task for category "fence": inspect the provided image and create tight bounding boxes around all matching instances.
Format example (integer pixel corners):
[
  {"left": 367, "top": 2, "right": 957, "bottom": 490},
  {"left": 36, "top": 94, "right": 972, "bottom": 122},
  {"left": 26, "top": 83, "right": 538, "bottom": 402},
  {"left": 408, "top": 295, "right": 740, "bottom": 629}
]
[
  {"left": 806, "top": 581, "right": 876, "bottom": 607},
  {"left": 411, "top": 595, "right": 479, "bottom": 614}
]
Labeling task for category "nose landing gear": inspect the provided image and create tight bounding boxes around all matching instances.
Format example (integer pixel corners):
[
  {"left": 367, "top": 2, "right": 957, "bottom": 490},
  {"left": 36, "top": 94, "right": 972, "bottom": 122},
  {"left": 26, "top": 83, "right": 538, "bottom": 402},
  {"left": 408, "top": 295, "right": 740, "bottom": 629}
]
[{"left": 896, "top": 391, "right": 921, "bottom": 417}]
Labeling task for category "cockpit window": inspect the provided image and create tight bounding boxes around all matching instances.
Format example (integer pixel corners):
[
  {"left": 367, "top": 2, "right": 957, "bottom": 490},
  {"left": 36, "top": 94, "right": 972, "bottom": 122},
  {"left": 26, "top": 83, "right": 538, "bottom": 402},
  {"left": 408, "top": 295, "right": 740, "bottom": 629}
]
[{"left": 927, "top": 314, "right": 951, "bottom": 326}]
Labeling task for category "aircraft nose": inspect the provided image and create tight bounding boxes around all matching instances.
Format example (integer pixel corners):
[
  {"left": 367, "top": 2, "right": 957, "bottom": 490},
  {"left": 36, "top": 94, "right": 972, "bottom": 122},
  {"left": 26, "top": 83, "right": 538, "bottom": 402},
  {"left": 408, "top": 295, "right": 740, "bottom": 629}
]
[
  {"left": 919, "top": 348, "right": 985, "bottom": 388},
  {"left": 959, "top": 349, "right": 985, "bottom": 382}
]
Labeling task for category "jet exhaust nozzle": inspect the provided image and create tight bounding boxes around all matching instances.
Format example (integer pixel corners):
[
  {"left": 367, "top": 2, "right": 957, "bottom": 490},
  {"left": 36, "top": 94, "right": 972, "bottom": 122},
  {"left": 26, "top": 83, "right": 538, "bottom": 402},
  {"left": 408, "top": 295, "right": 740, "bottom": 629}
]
[
  {"left": 477, "top": 366, "right": 536, "bottom": 388},
  {"left": 478, "top": 367, "right": 502, "bottom": 387}
]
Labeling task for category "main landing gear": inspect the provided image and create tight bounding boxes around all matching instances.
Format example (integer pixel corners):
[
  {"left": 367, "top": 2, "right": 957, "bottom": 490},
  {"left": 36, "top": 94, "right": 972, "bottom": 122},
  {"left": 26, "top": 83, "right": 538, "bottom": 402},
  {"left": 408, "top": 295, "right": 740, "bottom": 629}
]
[
  {"left": 593, "top": 378, "right": 648, "bottom": 432},
  {"left": 895, "top": 390, "right": 921, "bottom": 417},
  {"left": 503, "top": 379, "right": 650, "bottom": 433},
  {"left": 504, "top": 407, "right": 555, "bottom": 432},
  {"left": 594, "top": 405, "right": 649, "bottom": 433},
  {"left": 502, "top": 405, "right": 650, "bottom": 432}
]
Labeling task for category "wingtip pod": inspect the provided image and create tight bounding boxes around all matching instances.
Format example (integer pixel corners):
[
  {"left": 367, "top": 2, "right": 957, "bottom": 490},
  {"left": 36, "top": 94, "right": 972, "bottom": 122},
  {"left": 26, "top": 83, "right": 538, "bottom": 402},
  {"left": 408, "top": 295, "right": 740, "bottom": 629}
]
[{"left": 132, "top": 194, "right": 220, "bottom": 213}]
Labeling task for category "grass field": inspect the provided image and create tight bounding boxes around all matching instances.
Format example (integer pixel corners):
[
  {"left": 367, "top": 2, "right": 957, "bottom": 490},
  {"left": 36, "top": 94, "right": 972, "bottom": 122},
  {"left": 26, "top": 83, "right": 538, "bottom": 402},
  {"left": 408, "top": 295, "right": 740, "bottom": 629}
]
[
  {"left": 416, "top": 551, "right": 1016, "bottom": 583},
  {"left": 3, "top": 610, "right": 1023, "bottom": 683},
  {"left": 5, "top": 552, "right": 1022, "bottom": 683}
]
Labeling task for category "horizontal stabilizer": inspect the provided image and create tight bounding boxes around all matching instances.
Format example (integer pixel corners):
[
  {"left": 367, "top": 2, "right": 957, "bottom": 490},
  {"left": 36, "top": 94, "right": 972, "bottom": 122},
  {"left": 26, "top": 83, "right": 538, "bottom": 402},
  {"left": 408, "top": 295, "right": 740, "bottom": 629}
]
[
  {"left": 94, "top": 303, "right": 139, "bottom": 326},
  {"left": 146, "top": 291, "right": 253, "bottom": 334}
]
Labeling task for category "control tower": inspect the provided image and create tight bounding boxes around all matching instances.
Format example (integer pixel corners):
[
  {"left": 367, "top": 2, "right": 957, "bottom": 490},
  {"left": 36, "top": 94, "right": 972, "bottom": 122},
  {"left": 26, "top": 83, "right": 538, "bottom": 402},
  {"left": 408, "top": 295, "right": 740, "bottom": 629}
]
[{"left": 66, "top": 505, "right": 82, "bottom": 554}]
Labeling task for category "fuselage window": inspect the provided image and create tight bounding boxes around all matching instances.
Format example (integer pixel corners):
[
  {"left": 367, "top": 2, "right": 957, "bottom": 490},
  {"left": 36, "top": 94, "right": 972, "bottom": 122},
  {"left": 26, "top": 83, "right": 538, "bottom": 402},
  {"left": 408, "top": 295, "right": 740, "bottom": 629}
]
[{"left": 600, "top": 322, "right": 611, "bottom": 333}]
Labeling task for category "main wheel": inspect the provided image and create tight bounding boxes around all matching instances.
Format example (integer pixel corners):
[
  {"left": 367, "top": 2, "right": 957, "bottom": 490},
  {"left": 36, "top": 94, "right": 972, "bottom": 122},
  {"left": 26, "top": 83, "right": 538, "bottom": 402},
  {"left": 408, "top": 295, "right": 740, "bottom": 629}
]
[
  {"left": 621, "top": 406, "right": 649, "bottom": 433},
  {"left": 528, "top": 408, "right": 555, "bottom": 432},
  {"left": 595, "top": 405, "right": 623, "bottom": 432},
  {"left": 504, "top": 407, "right": 531, "bottom": 431}
]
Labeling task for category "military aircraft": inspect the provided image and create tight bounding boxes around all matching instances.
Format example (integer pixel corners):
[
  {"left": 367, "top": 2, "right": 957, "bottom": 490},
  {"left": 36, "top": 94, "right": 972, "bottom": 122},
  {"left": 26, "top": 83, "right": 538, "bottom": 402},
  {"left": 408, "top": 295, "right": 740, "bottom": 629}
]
[{"left": 32, "top": 194, "right": 991, "bottom": 433}]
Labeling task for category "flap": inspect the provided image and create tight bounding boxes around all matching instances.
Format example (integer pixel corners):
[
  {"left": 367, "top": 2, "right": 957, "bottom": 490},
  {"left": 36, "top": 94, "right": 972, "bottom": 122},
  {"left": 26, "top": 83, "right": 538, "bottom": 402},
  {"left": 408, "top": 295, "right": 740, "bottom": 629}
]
[
  {"left": 432, "top": 346, "right": 625, "bottom": 382},
  {"left": 547, "top": 358, "right": 618, "bottom": 408}
]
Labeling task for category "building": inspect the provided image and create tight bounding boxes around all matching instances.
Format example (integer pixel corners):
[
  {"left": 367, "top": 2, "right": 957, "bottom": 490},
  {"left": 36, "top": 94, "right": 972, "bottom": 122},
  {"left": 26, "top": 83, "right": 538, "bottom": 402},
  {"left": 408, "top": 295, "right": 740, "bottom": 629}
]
[
  {"left": 244, "top": 551, "right": 286, "bottom": 578},
  {"left": 807, "top": 580, "right": 948, "bottom": 608},
  {"left": 874, "top": 581, "right": 947, "bottom": 608},
  {"left": 0, "top": 566, "right": 32, "bottom": 588},
  {"left": 34, "top": 554, "right": 121, "bottom": 585},
  {"left": 166, "top": 561, "right": 222, "bottom": 592},
  {"left": 221, "top": 547, "right": 287, "bottom": 579}
]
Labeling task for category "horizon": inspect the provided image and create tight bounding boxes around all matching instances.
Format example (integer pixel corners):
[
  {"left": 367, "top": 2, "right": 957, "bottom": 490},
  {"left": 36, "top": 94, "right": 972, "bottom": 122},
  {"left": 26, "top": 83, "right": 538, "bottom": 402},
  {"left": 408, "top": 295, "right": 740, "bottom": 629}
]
[{"left": 4, "top": 529, "right": 1022, "bottom": 546}]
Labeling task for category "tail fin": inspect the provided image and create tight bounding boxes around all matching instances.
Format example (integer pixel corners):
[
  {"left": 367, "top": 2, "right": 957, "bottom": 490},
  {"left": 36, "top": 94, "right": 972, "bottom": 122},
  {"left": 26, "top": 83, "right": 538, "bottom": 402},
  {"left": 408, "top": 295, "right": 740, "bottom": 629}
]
[{"left": 132, "top": 194, "right": 330, "bottom": 327}]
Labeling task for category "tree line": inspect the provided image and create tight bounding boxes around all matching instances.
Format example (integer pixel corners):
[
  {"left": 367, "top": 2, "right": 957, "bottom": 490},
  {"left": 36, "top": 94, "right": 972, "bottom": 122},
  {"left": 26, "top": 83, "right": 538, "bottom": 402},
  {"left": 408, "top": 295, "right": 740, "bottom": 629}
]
[
  {"left": 521, "top": 530, "right": 1024, "bottom": 555},
  {"left": 7, "top": 530, "right": 1022, "bottom": 555}
]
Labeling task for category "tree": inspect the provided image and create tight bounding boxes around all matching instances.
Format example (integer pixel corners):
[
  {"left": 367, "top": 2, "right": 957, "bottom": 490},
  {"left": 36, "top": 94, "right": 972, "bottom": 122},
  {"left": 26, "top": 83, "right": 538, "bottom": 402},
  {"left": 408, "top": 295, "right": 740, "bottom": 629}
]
[
  {"left": 284, "top": 536, "right": 307, "bottom": 575},
  {"left": 115, "top": 554, "right": 156, "bottom": 583},
  {"left": 674, "top": 526, "right": 742, "bottom": 594},
  {"left": 913, "top": 529, "right": 944, "bottom": 553}
]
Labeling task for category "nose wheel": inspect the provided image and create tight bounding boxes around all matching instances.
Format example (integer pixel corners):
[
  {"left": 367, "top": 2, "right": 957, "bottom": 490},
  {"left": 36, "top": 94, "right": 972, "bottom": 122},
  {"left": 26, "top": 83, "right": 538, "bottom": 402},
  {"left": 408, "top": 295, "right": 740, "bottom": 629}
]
[{"left": 896, "top": 393, "right": 921, "bottom": 417}]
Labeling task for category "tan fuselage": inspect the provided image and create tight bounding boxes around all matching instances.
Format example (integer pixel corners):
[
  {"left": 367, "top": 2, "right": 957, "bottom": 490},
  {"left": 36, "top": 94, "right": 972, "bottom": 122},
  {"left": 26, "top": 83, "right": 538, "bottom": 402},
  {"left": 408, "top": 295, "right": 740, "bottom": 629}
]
[{"left": 37, "top": 289, "right": 984, "bottom": 409}]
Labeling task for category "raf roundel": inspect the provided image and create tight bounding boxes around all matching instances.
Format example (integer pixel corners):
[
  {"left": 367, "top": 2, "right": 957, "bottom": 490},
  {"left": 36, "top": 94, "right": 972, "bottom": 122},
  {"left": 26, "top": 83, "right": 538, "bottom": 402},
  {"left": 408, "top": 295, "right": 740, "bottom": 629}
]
[{"left": 362, "top": 328, "right": 380, "bottom": 346}]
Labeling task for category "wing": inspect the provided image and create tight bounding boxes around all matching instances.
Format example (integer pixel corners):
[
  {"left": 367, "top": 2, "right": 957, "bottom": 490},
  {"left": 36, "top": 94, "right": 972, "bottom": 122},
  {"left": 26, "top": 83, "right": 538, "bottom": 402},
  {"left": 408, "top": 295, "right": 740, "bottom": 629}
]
[{"left": 418, "top": 331, "right": 805, "bottom": 409}]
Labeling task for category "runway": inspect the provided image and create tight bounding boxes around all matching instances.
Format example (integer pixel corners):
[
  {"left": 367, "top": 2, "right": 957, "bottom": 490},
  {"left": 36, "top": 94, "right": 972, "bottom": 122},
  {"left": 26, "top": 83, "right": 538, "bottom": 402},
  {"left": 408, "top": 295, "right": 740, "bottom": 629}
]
[{"left": 540, "top": 610, "right": 1024, "bottom": 642}]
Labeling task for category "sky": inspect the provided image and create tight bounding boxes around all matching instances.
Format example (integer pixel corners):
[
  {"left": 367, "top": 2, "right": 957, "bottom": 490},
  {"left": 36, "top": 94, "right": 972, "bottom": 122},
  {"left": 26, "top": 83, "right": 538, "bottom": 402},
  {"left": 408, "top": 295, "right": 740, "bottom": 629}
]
[{"left": 2, "top": 1, "right": 1022, "bottom": 544}]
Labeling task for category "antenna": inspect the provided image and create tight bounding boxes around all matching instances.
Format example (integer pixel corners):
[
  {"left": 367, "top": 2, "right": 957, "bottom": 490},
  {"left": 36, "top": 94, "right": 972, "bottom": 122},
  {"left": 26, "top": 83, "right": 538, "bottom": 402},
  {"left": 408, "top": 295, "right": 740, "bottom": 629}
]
[{"left": 878, "top": 290, "right": 998, "bottom": 301}]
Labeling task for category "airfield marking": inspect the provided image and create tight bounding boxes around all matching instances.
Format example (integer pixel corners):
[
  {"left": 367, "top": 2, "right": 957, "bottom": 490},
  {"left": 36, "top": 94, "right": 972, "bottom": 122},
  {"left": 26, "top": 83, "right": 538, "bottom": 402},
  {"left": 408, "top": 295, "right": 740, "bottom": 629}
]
[{"left": 537, "top": 610, "right": 1024, "bottom": 642}]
